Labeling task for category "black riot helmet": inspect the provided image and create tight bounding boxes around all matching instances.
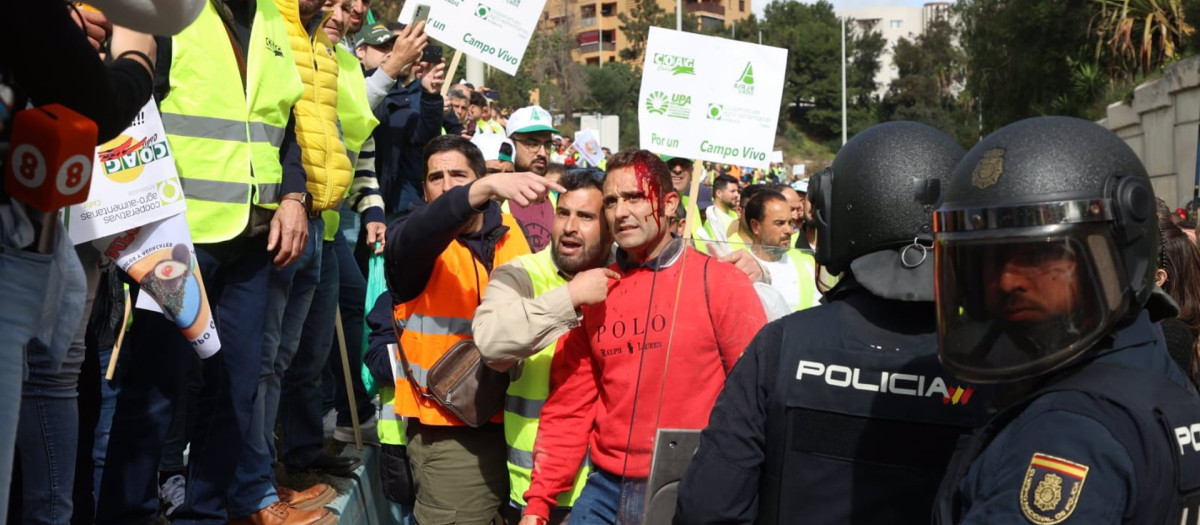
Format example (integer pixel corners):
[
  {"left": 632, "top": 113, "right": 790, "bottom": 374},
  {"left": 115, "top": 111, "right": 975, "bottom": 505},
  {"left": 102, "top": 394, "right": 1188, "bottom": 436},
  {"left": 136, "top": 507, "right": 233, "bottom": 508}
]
[
  {"left": 934, "top": 116, "right": 1159, "bottom": 383},
  {"left": 810, "top": 121, "right": 963, "bottom": 301}
]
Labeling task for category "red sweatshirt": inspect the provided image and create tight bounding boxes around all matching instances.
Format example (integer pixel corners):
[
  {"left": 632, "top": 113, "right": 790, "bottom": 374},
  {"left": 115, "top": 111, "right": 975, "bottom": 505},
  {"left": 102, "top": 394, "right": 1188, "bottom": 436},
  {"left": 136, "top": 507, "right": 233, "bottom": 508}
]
[{"left": 523, "top": 243, "right": 767, "bottom": 519}]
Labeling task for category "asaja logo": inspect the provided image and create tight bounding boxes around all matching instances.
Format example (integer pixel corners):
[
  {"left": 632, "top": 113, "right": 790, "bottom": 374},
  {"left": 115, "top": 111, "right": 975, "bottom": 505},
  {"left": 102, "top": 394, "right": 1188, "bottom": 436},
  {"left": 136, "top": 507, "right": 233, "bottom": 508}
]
[
  {"left": 652, "top": 53, "right": 696, "bottom": 76},
  {"left": 645, "top": 91, "right": 669, "bottom": 115},
  {"left": 475, "top": 4, "right": 490, "bottom": 19},
  {"left": 734, "top": 62, "right": 755, "bottom": 95},
  {"left": 706, "top": 103, "right": 723, "bottom": 121},
  {"left": 97, "top": 134, "right": 173, "bottom": 183}
]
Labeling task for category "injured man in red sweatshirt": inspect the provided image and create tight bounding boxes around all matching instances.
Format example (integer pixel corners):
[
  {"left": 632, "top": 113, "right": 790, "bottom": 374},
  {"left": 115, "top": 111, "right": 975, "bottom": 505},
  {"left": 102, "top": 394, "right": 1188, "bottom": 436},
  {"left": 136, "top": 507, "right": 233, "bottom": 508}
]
[{"left": 520, "top": 150, "right": 767, "bottom": 524}]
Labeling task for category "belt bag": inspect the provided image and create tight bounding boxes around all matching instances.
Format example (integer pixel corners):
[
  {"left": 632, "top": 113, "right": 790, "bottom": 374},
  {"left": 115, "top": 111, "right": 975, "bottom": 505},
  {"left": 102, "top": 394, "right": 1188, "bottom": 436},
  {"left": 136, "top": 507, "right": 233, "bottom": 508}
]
[{"left": 395, "top": 327, "right": 509, "bottom": 427}]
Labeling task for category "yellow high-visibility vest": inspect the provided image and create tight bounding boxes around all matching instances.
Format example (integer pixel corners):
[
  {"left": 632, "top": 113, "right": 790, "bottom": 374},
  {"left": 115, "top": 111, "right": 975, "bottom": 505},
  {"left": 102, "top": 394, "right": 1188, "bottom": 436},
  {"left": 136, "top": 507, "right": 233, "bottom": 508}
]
[{"left": 160, "top": 0, "right": 304, "bottom": 243}]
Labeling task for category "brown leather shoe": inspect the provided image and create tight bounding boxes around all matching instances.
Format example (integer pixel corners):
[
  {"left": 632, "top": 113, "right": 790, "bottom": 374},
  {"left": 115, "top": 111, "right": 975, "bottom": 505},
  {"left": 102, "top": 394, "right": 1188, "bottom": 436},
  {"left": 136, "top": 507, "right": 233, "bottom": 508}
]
[
  {"left": 229, "top": 501, "right": 338, "bottom": 525},
  {"left": 277, "top": 483, "right": 337, "bottom": 510}
]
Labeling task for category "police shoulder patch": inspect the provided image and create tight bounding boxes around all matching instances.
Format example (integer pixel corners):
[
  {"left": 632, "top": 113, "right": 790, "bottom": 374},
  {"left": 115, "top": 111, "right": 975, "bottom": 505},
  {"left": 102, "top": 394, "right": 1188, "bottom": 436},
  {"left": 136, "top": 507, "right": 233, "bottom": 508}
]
[{"left": 1020, "top": 453, "right": 1089, "bottom": 524}]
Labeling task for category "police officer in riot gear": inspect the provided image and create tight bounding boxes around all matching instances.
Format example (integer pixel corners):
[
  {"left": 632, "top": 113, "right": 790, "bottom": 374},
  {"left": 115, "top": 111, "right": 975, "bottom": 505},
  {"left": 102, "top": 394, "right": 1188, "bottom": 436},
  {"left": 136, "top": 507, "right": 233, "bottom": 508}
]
[
  {"left": 674, "top": 121, "right": 991, "bottom": 524},
  {"left": 932, "top": 116, "right": 1200, "bottom": 524}
]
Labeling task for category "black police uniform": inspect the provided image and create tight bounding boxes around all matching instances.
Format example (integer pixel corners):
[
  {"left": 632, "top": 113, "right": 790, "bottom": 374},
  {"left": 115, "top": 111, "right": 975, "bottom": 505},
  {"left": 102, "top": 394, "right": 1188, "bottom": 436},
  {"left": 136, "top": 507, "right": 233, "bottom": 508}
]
[
  {"left": 934, "top": 310, "right": 1200, "bottom": 524},
  {"left": 674, "top": 281, "right": 991, "bottom": 524}
]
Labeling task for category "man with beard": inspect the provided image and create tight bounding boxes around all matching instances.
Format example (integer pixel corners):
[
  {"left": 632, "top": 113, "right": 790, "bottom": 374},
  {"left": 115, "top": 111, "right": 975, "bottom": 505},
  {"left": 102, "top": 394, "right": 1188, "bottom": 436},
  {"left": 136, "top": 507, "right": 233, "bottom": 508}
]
[
  {"left": 501, "top": 105, "right": 559, "bottom": 252},
  {"left": 743, "top": 190, "right": 819, "bottom": 312},
  {"left": 676, "top": 121, "right": 989, "bottom": 525},
  {"left": 703, "top": 174, "right": 741, "bottom": 255},
  {"left": 520, "top": 150, "right": 766, "bottom": 524},
  {"left": 474, "top": 169, "right": 617, "bottom": 525}
]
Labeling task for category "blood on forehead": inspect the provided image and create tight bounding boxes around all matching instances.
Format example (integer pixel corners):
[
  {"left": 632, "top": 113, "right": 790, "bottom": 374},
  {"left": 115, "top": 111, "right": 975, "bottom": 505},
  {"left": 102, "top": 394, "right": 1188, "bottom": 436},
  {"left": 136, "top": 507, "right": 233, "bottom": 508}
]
[{"left": 632, "top": 158, "right": 664, "bottom": 229}]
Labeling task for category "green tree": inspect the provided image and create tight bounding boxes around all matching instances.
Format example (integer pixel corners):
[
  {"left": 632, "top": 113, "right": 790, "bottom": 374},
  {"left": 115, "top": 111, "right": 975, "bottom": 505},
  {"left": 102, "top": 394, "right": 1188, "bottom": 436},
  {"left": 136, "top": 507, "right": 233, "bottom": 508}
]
[
  {"left": 582, "top": 62, "right": 642, "bottom": 149},
  {"left": 484, "top": 69, "right": 535, "bottom": 113},
  {"left": 617, "top": 0, "right": 694, "bottom": 61},
  {"left": 958, "top": 0, "right": 1095, "bottom": 132},
  {"left": 880, "top": 20, "right": 979, "bottom": 146},
  {"left": 756, "top": 0, "right": 883, "bottom": 143},
  {"left": 525, "top": 21, "right": 591, "bottom": 120}
]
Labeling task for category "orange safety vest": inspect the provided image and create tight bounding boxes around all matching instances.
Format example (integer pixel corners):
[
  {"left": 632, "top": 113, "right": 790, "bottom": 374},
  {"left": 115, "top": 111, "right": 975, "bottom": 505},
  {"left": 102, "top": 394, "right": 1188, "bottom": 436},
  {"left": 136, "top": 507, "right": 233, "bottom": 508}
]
[{"left": 393, "top": 213, "right": 530, "bottom": 426}]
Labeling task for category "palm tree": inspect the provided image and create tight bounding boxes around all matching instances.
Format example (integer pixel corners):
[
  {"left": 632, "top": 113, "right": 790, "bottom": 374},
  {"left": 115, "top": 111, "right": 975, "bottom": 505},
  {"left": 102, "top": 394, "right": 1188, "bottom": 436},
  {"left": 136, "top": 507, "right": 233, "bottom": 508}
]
[{"left": 1091, "top": 0, "right": 1195, "bottom": 78}]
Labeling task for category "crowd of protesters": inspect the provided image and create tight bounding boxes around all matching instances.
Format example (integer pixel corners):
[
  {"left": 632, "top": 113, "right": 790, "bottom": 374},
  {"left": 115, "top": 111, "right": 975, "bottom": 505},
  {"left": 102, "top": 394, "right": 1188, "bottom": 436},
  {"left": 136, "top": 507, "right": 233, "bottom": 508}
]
[{"left": 6, "top": 0, "right": 1200, "bottom": 525}]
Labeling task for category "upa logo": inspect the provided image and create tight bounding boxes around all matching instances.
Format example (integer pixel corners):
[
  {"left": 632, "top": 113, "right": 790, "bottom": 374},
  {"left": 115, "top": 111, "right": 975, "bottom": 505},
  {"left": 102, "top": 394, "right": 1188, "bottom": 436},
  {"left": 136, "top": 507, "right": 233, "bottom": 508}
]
[
  {"left": 653, "top": 53, "right": 696, "bottom": 76},
  {"left": 734, "top": 61, "right": 755, "bottom": 95}
]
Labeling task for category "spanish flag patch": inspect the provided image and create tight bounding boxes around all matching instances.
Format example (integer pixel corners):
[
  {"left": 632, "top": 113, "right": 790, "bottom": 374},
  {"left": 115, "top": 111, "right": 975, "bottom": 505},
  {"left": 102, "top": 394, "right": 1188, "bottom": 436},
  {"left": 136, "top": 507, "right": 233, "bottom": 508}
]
[{"left": 1019, "top": 453, "right": 1089, "bottom": 524}]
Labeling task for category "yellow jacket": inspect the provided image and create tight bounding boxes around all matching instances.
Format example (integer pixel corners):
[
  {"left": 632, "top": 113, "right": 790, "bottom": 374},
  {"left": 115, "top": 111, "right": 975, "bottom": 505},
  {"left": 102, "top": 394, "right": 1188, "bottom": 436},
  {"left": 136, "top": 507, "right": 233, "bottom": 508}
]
[{"left": 274, "top": 0, "right": 351, "bottom": 212}]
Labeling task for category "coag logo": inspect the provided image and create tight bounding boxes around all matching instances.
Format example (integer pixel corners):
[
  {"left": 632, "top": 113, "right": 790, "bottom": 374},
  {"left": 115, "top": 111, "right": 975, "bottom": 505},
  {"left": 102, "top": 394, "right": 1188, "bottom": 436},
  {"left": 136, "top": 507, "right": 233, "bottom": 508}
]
[
  {"left": 653, "top": 53, "right": 696, "bottom": 76},
  {"left": 795, "top": 360, "right": 976, "bottom": 405},
  {"left": 97, "top": 134, "right": 173, "bottom": 183}
]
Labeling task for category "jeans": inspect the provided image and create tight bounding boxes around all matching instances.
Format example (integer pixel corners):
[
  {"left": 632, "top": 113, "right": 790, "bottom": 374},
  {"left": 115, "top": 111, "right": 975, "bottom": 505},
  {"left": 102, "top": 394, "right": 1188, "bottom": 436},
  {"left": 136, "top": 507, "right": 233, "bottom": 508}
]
[
  {"left": 327, "top": 228, "right": 373, "bottom": 427},
  {"left": 568, "top": 470, "right": 622, "bottom": 525},
  {"left": 228, "top": 217, "right": 323, "bottom": 517},
  {"left": 92, "top": 345, "right": 118, "bottom": 505},
  {"left": 0, "top": 242, "right": 48, "bottom": 520},
  {"left": 279, "top": 238, "right": 338, "bottom": 467},
  {"left": 16, "top": 240, "right": 96, "bottom": 525},
  {"left": 96, "top": 235, "right": 272, "bottom": 525}
]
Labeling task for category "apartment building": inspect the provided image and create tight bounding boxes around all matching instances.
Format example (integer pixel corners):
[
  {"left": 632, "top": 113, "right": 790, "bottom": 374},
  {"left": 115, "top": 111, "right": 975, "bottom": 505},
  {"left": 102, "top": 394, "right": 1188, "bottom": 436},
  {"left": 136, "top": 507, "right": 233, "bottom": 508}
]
[
  {"left": 540, "top": 0, "right": 753, "bottom": 64},
  {"left": 838, "top": 2, "right": 953, "bottom": 97}
]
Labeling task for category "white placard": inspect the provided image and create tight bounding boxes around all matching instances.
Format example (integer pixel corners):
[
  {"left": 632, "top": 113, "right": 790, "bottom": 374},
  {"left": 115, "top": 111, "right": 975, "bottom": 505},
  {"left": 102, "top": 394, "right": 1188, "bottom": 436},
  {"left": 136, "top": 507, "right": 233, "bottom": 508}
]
[
  {"left": 793, "top": 164, "right": 806, "bottom": 176},
  {"left": 573, "top": 129, "right": 605, "bottom": 167},
  {"left": 67, "top": 100, "right": 187, "bottom": 244},
  {"left": 770, "top": 150, "right": 784, "bottom": 163},
  {"left": 95, "top": 213, "right": 221, "bottom": 357},
  {"left": 398, "top": 0, "right": 546, "bottom": 75},
  {"left": 638, "top": 27, "right": 787, "bottom": 170}
]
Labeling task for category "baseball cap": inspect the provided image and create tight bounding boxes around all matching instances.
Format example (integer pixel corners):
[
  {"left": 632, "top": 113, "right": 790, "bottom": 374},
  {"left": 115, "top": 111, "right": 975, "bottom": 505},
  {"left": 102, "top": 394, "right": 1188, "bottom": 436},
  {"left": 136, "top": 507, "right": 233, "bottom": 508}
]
[
  {"left": 506, "top": 105, "right": 559, "bottom": 137},
  {"left": 471, "top": 133, "right": 515, "bottom": 163},
  {"left": 355, "top": 24, "right": 396, "bottom": 48}
]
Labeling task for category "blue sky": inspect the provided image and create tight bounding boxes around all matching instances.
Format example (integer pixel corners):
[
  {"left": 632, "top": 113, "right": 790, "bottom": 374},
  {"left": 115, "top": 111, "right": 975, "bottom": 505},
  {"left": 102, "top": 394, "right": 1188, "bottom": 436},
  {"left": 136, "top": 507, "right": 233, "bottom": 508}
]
[{"left": 755, "top": 0, "right": 950, "bottom": 18}]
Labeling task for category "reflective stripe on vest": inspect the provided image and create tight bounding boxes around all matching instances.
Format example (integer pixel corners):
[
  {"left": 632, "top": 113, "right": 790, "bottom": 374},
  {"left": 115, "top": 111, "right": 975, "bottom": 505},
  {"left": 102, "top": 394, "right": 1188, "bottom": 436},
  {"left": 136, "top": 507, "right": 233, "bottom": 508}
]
[
  {"left": 393, "top": 212, "right": 531, "bottom": 426},
  {"left": 504, "top": 249, "right": 589, "bottom": 507},
  {"left": 376, "top": 386, "right": 406, "bottom": 445},
  {"left": 161, "top": 0, "right": 303, "bottom": 244}
]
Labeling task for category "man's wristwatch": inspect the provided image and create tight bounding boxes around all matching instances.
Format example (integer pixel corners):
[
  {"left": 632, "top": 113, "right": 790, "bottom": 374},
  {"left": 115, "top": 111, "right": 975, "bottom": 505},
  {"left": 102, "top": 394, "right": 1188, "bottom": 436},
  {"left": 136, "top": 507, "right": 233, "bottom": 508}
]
[{"left": 281, "top": 192, "right": 312, "bottom": 215}]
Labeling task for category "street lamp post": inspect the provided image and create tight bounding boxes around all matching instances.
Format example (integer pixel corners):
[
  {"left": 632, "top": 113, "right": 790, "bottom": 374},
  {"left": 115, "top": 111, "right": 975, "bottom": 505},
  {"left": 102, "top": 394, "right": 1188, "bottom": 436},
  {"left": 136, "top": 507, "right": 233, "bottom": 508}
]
[{"left": 841, "top": 15, "right": 847, "bottom": 146}]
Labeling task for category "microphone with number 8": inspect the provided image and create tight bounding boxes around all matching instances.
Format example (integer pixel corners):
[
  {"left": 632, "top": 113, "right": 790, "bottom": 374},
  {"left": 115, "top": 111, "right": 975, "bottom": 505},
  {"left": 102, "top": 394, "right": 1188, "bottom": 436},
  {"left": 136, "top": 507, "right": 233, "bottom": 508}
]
[{"left": 5, "top": 103, "right": 99, "bottom": 212}]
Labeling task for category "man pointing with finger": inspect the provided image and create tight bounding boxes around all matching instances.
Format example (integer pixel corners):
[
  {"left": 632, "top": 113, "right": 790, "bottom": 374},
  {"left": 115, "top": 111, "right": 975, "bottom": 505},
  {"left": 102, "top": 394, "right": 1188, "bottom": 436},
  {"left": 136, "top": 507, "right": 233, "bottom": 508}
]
[
  {"left": 474, "top": 168, "right": 617, "bottom": 524},
  {"left": 385, "top": 135, "right": 565, "bottom": 525}
]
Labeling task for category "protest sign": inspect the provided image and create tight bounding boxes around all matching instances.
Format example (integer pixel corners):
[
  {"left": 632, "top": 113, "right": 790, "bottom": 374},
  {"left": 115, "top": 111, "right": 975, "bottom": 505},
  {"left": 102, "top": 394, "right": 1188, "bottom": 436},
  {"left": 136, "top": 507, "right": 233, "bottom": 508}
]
[
  {"left": 770, "top": 150, "right": 784, "bottom": 163},
  {"left": 67, "top": 100, "right": 186, "bottom": 244},
  {"left": 638, "top": 27, "right": 787, "bottom": 169},
  {"left": 97, "top": 213, "right": 221, "bottom": 358},
  {"left": 398, "top": 0, "right": 545, "bottom": 75},
  {"left": 573, "top": 129, "right": 605, "bottom": 167}
]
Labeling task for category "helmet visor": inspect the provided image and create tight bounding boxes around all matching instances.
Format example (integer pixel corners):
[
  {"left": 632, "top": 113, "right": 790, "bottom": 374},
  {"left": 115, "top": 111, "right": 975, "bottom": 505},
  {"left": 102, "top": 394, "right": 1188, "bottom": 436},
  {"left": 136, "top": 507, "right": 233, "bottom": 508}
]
[{"left": 935, "top": 232, "right": 1125, "bottom": 382}]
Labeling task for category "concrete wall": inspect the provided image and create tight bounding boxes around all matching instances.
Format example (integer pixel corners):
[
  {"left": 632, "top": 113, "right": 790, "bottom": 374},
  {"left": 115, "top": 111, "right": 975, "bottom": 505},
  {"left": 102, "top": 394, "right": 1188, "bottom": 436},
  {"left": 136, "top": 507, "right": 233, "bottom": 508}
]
[{"left": 1100, "top": 56, "right": 1200, "bottom": 208}]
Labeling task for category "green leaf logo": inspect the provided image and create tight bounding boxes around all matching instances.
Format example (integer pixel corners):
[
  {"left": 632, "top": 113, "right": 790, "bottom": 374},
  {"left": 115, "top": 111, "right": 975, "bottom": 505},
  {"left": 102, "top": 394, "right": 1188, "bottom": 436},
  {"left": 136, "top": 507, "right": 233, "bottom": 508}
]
[{"left": 645, "top": 91, "right": 669, "bottom": 115}]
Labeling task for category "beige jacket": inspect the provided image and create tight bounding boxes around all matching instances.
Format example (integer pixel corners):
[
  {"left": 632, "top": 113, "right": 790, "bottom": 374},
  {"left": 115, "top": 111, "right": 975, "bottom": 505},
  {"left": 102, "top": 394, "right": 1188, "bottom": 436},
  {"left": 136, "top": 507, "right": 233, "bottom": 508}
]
[{"left": 473, "top": 258, "right": 582, "bottom": 372}]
